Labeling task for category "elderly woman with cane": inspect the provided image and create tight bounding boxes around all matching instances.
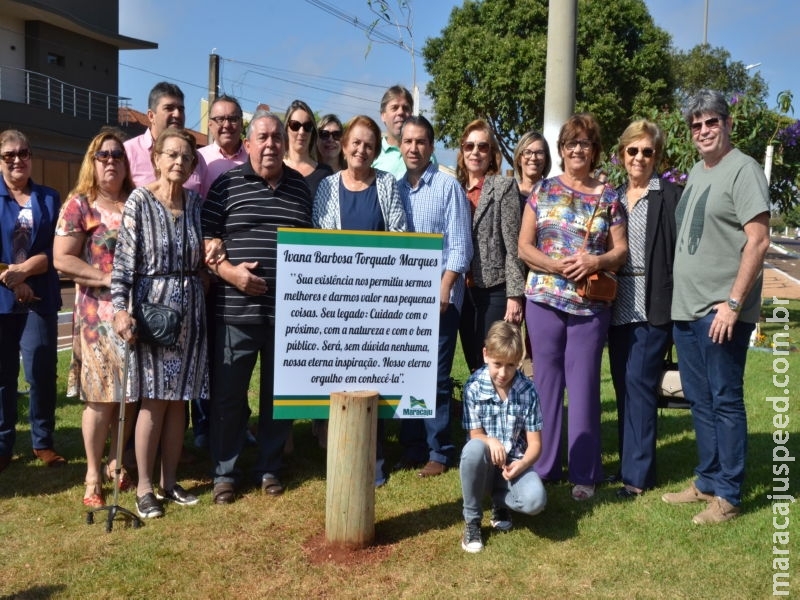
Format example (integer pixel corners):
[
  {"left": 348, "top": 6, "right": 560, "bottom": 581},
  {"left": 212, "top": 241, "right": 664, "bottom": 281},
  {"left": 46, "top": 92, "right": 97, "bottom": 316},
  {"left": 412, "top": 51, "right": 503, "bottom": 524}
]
[{"left": 112, "top": 128, "right": 209, "bottom": 519}]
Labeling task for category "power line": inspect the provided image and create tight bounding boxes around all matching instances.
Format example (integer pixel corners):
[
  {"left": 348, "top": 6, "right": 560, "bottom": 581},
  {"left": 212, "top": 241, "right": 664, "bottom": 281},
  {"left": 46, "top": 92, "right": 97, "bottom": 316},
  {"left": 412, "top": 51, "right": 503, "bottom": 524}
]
[
  {"left": 222, "top": 58, "right": 387, "bottom": 90},
  {"left": 302, "top": 0, "right": 421, "bottom": 57}
]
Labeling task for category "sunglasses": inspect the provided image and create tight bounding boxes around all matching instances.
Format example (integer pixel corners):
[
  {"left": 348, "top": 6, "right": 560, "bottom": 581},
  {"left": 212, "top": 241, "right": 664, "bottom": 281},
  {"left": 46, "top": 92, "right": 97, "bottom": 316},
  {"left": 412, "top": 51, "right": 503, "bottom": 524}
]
[
  {"left": 690, "top": 117, "right": 721, "bottom": 133},
  {"left": 318, "top": 129, "right": 342, "bottom": 142},
  {"left": 625, "top": 146, "right": 655, "bottom": 158},
  {"left": 287, "top": 119, "right": 314, "bottom": 133},
  {"left": 462, "top": 141, "right": 490, "bottom": 153},
  {"left": 94, "top": 149, "right": 125, "bottom": 163},
  {"left": 1, "top": 149, "right": 32, "bottom": 163}
]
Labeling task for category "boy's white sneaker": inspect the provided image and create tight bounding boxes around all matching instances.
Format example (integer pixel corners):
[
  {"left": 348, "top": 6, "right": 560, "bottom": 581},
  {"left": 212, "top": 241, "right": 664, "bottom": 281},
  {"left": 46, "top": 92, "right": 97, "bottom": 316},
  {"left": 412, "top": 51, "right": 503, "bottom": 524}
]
[{"left": 461, "top": 519, "right": 483, "bottom": 553}]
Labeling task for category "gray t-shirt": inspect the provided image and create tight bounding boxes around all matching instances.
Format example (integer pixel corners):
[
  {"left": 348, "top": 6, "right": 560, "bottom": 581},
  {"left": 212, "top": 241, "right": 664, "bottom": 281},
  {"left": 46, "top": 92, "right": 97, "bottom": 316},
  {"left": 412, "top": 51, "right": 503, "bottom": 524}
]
[{"left": 672, "top": 148, "right": 769, "bottom": 323}]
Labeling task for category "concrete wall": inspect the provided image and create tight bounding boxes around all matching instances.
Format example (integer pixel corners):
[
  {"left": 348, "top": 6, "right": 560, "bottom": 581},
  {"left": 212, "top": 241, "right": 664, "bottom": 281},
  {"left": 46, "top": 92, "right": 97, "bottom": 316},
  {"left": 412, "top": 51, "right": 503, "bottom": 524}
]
[{"left": 25, "top": 21, "right": 118, "bottom": 95}]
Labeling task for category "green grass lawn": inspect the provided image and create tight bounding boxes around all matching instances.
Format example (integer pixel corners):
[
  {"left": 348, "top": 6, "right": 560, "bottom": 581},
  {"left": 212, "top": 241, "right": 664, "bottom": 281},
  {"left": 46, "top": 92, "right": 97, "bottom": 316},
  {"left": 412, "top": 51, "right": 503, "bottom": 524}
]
[{"left": 0, "top": 302, "right": 798, "bottom": 599}]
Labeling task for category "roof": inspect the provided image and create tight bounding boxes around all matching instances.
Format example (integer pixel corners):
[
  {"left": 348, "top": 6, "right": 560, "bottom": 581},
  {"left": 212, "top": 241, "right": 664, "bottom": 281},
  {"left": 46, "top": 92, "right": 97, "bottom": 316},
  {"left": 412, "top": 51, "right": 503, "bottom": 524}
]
[{"left": 3, "top": 0, "right": 157, "bottom": 50}]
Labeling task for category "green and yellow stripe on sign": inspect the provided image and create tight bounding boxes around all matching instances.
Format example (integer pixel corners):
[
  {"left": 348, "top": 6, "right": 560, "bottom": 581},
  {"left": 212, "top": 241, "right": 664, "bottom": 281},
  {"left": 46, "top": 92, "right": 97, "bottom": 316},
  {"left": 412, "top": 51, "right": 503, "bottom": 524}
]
[
  {"left": 273, "top": 395, "right": 402, "bottom": 419},
  {"left": 278, "top": 228, "right": 443, "bottom": 250}
]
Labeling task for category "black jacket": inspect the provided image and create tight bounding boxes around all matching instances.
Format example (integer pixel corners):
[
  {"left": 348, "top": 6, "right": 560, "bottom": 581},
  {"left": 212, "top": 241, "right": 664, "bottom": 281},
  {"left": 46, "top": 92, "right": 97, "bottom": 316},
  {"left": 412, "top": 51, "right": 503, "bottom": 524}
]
[{"left": 641, "top": 180, "right": 682, "bottom": 326}]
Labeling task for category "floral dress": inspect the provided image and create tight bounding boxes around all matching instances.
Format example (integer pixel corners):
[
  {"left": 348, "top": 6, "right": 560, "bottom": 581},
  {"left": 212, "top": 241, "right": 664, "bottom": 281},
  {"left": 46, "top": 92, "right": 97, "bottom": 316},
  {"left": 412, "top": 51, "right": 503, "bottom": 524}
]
[
  {"left": 56, "top": 195, "right": 126, "bottom": 403},
  {"left": 110, "top": 187, "right": 208, "bottom": 402}
]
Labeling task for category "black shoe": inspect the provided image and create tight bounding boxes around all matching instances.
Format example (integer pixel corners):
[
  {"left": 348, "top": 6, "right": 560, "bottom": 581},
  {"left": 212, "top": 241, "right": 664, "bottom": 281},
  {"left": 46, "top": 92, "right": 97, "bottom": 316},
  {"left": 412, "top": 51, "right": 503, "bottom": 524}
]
[
  {"left": 136, "top": 492, "right": 164, "bottom": 518},
  {"left": 616, "top": 486, "right": 644, "bottom": 499},
  {"left": 490, "top": 507, "right": 513, "bottom": 531},
  {"left": 156, "top": 484, "right": 198, "bottom": 506},
  {"left": 261, "top": 475, "right": 285, "bottom": 496}
]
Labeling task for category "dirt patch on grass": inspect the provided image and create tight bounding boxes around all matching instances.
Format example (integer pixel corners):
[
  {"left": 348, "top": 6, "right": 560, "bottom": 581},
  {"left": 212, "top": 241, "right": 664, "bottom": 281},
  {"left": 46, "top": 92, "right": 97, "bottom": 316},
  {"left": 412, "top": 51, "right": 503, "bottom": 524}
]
[{"left": 303, "top": 532, "right": 395, "bottom": 566}]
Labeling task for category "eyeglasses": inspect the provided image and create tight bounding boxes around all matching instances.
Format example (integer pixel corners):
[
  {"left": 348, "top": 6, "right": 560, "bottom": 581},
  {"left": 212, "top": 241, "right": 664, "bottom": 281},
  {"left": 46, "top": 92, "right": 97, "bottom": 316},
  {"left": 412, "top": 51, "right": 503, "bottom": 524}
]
[
  {"left": 462, "top": 141, "right": 490, "bottom": 154},
  {"left": 563, "top": 139, "right": 592, "bottom": 151},
  {"left": 1, "top": 149, "right": 32, "bottom": 163},
  {"left": 160, "top": 150, "right": 194, "bottom": 164},
  {"left": 625, "top": 146, "right": 655, "bottom": 158},
  {"left": 522, "top": 149, "right": 546, "bottom": 159},
  {"left": 318, "top": 129, "right": 342, "bottom": 141},
  {"left": 690, "top": 117, "right": 721, "bottom": 133},
  {"left": 94, "top": 149, "right": 125, "bottom": 163},
  {"left": 209, "top": 115, "right": 242, "bottom": 125},
  {"left": 287, "top": 120, "right": 313, "bottom": 133}
]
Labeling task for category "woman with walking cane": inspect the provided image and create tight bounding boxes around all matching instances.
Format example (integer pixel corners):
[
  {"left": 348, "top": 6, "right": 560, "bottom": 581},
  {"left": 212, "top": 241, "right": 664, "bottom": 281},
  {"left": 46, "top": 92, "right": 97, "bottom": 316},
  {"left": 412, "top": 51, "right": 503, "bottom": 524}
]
[{"left": 112, "top": 129, "right": 209, "bottom": 519}]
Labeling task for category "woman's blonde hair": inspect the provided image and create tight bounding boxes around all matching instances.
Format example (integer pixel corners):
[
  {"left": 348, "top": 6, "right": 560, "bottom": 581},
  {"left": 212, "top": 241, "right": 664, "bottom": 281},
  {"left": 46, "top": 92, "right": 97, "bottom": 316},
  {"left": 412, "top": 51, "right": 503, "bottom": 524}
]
[{"left": 68, "top": 128, "right": 134, "bottom": 200}]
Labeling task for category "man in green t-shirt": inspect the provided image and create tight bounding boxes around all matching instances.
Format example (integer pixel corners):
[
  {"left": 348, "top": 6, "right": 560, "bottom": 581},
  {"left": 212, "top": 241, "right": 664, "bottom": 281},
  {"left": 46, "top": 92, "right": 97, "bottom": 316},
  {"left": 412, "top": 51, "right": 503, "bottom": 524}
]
[{"left": 663, "top": 89, "right": 770, "bottom": 525}]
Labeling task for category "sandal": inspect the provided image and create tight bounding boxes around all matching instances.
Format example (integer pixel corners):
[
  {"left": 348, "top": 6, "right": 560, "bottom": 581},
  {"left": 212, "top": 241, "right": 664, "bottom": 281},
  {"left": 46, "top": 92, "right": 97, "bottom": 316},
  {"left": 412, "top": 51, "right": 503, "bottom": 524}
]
[
  {"left": 105, "top": 463, "right": 135, "bottom": 492},
  {"left": 571, "top": 484, "right": 596, "bottom": 501},
  {"left": 83, "top": 481, "right": 105, "bottom": 508}
]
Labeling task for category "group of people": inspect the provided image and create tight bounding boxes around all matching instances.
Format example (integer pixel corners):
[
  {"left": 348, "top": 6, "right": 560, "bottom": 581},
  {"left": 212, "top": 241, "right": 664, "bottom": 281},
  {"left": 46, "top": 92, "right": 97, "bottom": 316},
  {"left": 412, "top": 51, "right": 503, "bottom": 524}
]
[{"left": 0, "top": 83, "right": 769, "bottom": 548}]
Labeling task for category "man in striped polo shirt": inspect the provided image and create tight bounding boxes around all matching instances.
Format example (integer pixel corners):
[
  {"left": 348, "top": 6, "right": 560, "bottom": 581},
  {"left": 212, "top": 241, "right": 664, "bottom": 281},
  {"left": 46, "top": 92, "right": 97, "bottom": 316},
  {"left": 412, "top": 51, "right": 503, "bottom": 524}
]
[{"left": 201, "top": 110, "right": 313, "bottom": 504}]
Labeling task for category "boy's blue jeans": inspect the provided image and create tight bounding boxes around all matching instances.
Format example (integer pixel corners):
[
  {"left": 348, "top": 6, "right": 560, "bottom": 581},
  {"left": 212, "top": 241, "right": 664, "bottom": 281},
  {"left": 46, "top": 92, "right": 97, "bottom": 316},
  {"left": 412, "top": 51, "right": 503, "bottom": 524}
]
[{"left": 460, "top": 438, "right": 547, "bottom": 523}]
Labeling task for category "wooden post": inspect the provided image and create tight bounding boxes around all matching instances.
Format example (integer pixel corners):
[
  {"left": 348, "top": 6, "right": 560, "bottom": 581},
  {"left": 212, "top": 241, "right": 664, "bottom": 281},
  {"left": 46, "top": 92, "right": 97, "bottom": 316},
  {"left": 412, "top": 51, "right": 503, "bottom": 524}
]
[{"left": 325, "top": 390, "right": 378, "bottom": 549}]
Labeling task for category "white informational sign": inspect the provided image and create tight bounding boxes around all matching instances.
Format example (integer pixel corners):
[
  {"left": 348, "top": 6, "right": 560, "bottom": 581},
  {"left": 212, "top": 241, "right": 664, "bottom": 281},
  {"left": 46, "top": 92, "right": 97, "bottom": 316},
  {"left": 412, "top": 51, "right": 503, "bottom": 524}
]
[{"left": 273, "top": 228, "right": 443, "bottom": 419}]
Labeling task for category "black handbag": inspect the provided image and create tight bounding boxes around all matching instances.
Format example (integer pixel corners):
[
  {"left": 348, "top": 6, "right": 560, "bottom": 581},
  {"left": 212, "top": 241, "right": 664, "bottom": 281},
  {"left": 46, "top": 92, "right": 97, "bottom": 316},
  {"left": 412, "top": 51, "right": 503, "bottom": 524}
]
[
  {"left": 133, "top": 199, "right": 186, "bottom": 347},
  {"left": 135, "top": 302, "right": 182, "bottom": 346}
]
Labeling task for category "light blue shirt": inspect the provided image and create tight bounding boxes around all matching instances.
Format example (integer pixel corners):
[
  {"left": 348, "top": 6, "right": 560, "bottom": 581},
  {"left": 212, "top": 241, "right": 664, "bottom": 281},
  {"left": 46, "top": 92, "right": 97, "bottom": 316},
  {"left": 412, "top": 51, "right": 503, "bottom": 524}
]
[
  {"left": 372, "top": 136, "right": 439, "bottom": 180},
  {"left": 399, "top": 161, "right": 472, "bottom": 311}
]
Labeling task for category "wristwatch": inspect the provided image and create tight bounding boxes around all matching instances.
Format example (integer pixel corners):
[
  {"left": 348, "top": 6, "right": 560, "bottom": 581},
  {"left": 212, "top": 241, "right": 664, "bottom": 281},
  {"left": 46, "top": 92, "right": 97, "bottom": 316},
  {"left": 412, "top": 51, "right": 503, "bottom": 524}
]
[{"left": 726, "top": 297, "right": 741, "bottom": 313}]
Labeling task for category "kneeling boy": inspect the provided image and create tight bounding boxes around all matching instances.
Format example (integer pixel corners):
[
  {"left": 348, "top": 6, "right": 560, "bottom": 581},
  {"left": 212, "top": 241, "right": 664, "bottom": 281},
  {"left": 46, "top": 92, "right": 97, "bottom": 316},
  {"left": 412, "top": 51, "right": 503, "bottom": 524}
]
[{"left": 460, "top": 321, "right": 546, "bottom": 552}]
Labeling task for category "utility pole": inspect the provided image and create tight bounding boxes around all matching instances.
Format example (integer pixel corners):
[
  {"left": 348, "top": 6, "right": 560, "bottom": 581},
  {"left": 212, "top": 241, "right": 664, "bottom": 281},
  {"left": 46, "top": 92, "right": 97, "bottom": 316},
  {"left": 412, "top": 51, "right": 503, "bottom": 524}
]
[
  {"left": 207, "top": 53, "right": 220, "bottom": 140},
  {"left": 542, "top": 0, "right": 577, "bottom": 177}
]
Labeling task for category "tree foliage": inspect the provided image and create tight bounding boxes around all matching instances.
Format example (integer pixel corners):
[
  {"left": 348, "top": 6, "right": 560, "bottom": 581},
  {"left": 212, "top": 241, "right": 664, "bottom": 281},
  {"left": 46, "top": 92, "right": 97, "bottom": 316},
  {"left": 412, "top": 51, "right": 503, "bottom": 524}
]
[
  {"left": 671, "top": 45, "right": 768, "bottom": 104},
  {"left": 600, "top": 91, "right": 799, "bottom": 214},
  {"left": 422, "top": 0, "right": 674, "bottom": 164}
]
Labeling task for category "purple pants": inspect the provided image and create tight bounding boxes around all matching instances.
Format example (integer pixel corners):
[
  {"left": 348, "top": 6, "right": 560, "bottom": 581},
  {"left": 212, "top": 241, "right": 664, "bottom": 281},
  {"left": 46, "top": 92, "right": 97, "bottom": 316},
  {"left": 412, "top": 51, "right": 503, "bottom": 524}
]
[{"left": 525, "top": 301, "right": 610, "bottom": 485}]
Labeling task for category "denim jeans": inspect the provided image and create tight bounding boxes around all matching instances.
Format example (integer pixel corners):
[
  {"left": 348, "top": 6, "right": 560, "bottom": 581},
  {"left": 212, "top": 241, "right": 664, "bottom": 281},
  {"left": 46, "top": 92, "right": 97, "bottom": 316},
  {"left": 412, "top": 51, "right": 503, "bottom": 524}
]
[
  {"left": 673, "top": 313, "right": 753, "bottom": 505},
  {"left": 460, "top": 438, "right": 547, "bottom": 522},
  {"left": 399, "top": 303, "right": 459, "bottom": 466},
  {"left": 0, "top": 311, "right": 58, "bottom": 457}
]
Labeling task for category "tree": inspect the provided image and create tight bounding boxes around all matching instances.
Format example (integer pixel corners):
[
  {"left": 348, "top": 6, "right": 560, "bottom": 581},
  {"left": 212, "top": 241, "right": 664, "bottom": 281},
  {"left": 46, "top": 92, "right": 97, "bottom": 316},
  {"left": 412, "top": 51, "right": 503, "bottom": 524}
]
[
  {"left": 600, "top": 90, "right": 799, "bottom": 214},
  {"left": 672, "top": 45, "right": 768, "bottom": 105},
  {"left": 422, "top": 0, "right": 674, "bottom": 164}
]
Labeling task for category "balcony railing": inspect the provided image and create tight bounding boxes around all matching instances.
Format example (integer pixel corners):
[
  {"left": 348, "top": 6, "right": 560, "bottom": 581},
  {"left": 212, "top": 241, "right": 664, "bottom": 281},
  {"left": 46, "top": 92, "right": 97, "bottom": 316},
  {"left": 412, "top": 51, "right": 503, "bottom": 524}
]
[{"left": 0, "top": 65, "right": 130, "bottom": 123}]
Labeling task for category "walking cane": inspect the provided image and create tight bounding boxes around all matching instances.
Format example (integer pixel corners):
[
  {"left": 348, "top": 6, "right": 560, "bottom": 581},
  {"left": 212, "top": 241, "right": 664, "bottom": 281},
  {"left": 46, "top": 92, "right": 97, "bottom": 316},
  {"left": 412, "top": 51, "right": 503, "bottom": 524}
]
[{"left": 86, "top": 340, "right": 143, "bottom": 531}]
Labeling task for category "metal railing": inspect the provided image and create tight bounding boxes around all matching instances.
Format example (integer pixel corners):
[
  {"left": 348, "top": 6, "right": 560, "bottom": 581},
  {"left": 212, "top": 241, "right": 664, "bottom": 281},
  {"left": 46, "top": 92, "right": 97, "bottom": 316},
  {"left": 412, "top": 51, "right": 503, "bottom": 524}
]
[{"left": 0, "top": 65, "right": 130, "bottom": 123}]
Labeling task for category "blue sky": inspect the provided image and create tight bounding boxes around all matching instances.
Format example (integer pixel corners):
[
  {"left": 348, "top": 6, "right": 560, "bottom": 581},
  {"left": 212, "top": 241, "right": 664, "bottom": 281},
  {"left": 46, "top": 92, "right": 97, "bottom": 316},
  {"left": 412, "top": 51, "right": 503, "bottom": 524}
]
[{"left": 118, "top": 0, "right": 797, "bottom": 166}]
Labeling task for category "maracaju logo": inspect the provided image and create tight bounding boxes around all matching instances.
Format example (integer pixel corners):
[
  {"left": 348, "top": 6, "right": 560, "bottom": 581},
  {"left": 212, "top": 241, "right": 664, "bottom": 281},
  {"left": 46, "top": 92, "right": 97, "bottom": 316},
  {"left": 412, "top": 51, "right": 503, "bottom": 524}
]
[{"left": 403, "top": 395, "right": 433, "bottom": 416}]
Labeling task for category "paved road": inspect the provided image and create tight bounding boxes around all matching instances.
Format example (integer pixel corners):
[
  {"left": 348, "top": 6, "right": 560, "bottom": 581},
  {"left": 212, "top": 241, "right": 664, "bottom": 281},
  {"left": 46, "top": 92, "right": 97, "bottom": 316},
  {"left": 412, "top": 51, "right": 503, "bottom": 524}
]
[
  {"left": 57, "top": 282, "right": 75, "bottom": 351},
  {"left": 769, "top": 236, "right": 800, "bottom": 283}
]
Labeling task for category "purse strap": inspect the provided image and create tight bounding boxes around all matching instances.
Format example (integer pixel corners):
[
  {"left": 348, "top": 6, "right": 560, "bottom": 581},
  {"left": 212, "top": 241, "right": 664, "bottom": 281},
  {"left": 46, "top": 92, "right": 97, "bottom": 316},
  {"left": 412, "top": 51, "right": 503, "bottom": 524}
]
[
  {"left": 580, "top": 200, "right": 602, "bottom": 252},
  {"left": 133, "top": 189, "right": 187, "bottom": 314},
  {"left": 177, "top": 193, "right": 186, "bottom": 314}
]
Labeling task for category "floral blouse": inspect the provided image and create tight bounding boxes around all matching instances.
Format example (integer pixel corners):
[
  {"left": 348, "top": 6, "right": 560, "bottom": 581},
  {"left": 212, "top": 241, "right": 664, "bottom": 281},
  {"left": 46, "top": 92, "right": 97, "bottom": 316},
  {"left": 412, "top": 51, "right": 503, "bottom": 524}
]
[{"left": 524, "top": 177, "right": 625, "bottom": 316}]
